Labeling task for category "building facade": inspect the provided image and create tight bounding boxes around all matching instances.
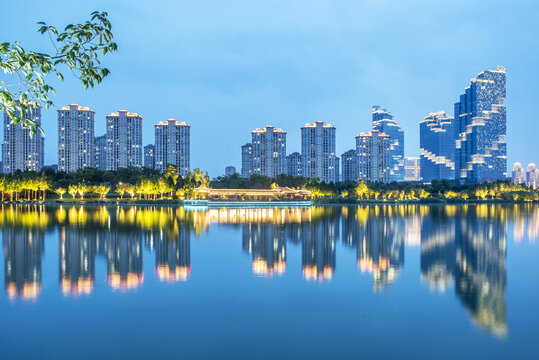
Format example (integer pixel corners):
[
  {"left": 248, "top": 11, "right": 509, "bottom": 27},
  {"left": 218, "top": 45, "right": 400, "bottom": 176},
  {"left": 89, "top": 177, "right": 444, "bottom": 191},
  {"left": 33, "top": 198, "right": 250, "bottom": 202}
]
[
  {"left": 241, "top": 143, "right": 253, "bottom": 178},
  {"left": 144, "top": 144, "right": 155, "bottom": 169},
  {"left": 94, "top": 135, "right": 107, "bottom": 170},
  {"left": 2, "top": 106, "right": 44, "bottom": 174},
  {"left": 154, "top": 119, "right": 190, "bottom": 175},
  {"left": 225, "top": 166, "right": 236, "bottom": 176},
  {"left": 341, "top": 149, "right": 357, "bottom": 182},
  {"left": 286, "top": 152, "right": 302, "bottom": 177},
  {"left": 301, "top": 121, "right": 338, "bottom": 183},
  {"left": 527, "top": 163, "right": 538, "bottom": 189},
  {"left": 106, "top": 110, "right": 143, "bottom": 170},
  {"left": 404, "top": 157, "right": 421, "bottom": 182},
  {"left": 58, "top": 104, "right": 95, "bottom": 172},
  {"left": 251, "top": 126, "right": 286, "bottom": 178},
  {"left": 512, "top": 162, "right": 525, "bottom": 185},
  {"left": 356, "top": 130, "right": 391, "bottom": 183},
  {"left": 420, "top": 111, "right": 454, "bottom": 182},
  {"left": 454, "top": 66, "right": 507, "bottom": 183},
  {"left": 372, "top": 106, "right": 405, "bottom": 182}
]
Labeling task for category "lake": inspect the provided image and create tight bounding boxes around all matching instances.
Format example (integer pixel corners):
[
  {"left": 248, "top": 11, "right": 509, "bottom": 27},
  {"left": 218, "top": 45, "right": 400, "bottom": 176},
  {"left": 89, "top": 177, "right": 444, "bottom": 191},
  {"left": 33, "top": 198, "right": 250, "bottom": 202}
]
[{"left": 1, "top": 204, "right": 538, "bottom": 359}]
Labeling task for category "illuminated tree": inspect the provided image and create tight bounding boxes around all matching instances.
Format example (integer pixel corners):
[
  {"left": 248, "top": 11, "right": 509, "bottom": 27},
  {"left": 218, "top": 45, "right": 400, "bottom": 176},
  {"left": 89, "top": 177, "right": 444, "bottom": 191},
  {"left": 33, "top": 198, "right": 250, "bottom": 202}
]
[
  {"left": 55, "top": 187, "right": 66, "bottom": 200},
  {"left": 68, "top": 185, "right": 78, "bottom": 199}
]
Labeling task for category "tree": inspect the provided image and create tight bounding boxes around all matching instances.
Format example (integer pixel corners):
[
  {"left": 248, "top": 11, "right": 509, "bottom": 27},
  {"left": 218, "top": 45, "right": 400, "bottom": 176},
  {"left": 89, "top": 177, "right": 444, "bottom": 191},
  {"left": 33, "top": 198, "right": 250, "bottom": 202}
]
[
  {"left": 116, "top": 183, "right": 129, "bottom": 200},
  {"left": 55, "top": 187, "right": 66, "bottom": 200},
  {"left": 68, "top": 185, "right": 78, "bottom": 199},
  {"left": 77, "top": 184, "right": 90, "bottom": 199},
  {"left": 0, "top": 11, "right": 117, "bottom": 134},
  {"left": 354, "top": 180, "right": 369, "bottom": 199},
  {"left": 93, "top": 184, "right": 110, "bottom": 199},
  {"left": 475, "top": 188, "right": 488, "bottom": 200}
]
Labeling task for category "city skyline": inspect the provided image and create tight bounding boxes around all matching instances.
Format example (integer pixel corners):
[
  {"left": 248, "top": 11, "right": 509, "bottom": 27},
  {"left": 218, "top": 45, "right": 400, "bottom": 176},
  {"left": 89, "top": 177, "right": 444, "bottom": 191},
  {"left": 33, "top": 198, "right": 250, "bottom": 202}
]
[{"left": 1, "top": 1, "right": 538, "bottom": 177}]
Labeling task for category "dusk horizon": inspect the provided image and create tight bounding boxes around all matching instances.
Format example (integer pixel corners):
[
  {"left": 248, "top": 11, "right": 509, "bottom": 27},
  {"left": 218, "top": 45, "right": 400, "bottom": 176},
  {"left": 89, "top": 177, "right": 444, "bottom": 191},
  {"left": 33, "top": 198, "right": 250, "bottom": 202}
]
[{"left": 2, "top": 0, "right": 538, "bottom": 177}]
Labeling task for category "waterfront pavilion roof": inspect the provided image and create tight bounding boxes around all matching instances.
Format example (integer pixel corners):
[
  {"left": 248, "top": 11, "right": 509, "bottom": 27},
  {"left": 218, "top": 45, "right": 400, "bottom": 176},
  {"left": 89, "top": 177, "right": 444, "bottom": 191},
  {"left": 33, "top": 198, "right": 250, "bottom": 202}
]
[{"left": 194, "top": 185, "right": 311, "bottom": 197}]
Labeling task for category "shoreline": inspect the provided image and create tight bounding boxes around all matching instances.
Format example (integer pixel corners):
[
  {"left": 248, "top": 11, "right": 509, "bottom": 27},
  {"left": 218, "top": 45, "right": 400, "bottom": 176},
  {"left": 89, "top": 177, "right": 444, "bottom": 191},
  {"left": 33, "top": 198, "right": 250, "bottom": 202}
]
[{"left": 0, "top": 199, "right": 537, "bottom": 207}]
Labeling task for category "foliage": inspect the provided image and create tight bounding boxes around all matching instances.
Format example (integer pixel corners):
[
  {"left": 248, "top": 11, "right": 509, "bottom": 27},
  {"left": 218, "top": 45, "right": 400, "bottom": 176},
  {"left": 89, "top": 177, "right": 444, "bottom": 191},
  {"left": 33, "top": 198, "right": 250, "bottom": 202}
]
[{"left": 0, "top": 11, "right": 117, "bottom": 134}]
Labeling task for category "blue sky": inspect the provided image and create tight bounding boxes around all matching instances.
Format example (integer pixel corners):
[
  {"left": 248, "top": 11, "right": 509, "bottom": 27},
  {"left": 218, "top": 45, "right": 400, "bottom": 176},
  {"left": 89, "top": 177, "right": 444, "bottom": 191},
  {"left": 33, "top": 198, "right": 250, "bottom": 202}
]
[{"left": 2, "top": 0, "right": 538, "bottom": 177}]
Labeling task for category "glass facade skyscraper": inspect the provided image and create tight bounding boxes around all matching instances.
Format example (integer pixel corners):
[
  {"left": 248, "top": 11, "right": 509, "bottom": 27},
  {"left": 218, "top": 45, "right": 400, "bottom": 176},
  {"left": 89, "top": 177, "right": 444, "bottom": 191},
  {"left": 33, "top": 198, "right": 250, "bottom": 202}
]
[
  {"left": 420, "top": 111, "right": 455, "bottom": 182},
  {"left": 372, "top": 106, "right": 404, "bottom": 182},
  {"left": 454, "top": 66, "right": 506, "bottom": 183}
]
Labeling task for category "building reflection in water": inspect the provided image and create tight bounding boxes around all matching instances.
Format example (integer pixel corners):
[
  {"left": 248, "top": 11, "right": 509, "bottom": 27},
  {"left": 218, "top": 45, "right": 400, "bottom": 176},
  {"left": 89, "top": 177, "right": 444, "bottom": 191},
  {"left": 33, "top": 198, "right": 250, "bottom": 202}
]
[
  {"left": 420, "top": 206, "right": 456, "bottom": 293},
  {"left": 1, "top": 203, "right": 535, "bottom": 339},
  {"left": 242, "top": 224, "right": 286, "bottom": 277},
  {"left": 342, "top": 206, "right": 404, "bottom": 291},
  {"left": 420, "top": 205, "right": 508, "bottom": 337},
  {"left": 59, "top": 227, "right": 96, "bottom": 297},
  {"left": 455, "top": 205, "right": 507, "bottom": 337},
  {"left": 153, "top": 228, "right": 191, "bottom": 283},
  {"left": 101, "top": 231, "right": 144, "bottom": 291},
  {"left": 3, "top": 228, "right": 44, "bottom": 301},
  {"left": 301, "top": 209, "right": 339, "bottom": 282}
]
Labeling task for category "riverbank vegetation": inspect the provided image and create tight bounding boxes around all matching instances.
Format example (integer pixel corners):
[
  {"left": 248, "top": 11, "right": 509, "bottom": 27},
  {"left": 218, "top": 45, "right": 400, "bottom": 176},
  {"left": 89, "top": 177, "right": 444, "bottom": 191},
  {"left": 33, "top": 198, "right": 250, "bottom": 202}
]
[{"left": 0, "top": 168, "right": 536, "bottom": 203}]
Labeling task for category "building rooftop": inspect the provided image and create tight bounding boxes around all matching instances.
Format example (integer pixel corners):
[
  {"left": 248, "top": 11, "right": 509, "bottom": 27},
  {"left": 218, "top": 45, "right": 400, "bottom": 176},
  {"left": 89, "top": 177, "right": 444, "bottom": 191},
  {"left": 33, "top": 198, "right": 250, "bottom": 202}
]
[
  {"left": 301, "top": 121, "right": 335, "bottom": 129},
  {"left": 252, "top": 125, "right": 286, "bottom": 134},
  {"left": 154, "top": 119, "right": 190, "bottom": 127},
  {"left": 106, "top": 110, "right": 142, "bottom": 118},
  {"left": 58, "top": 104, "right": 94, "bottom": 112},
  {"left": 356, "top": 129, "right": 390, "bottom": 138}
]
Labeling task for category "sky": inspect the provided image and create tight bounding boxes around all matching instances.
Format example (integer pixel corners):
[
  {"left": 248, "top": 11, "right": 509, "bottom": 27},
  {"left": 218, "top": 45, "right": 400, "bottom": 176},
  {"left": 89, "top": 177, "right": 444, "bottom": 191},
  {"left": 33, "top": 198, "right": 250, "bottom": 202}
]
[{"left": 1, "top": 0, "right": 538, "bottom": 177}]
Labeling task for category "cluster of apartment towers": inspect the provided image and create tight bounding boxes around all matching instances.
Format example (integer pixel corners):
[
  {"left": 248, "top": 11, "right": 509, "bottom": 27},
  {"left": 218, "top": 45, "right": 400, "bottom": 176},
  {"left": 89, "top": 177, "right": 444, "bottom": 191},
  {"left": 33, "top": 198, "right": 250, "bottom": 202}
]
[
  {"left": 241, "top": 66, "right": 509, "bottom": 185},
  {"left": 2, "top": 105, "right": 190, "bottom": 175},
  {"left": 1, "top": 66, "right": 515, "bottom": 185}
]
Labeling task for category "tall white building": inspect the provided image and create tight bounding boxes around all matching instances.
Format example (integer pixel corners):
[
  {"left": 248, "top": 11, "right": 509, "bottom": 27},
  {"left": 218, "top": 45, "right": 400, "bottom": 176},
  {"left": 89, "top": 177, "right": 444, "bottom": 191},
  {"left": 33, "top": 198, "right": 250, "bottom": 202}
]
[
  {"left": 58, "top": 104, "right": 95, "bottom": 172},
  {"left": 2, "top": 105, "right": 44, "bottom": 174},
  {"left": 341, "top": 149, "right": 357, "bottom": 182},
  {"left": 512, "top": 162, "right": 525, "bottom": 185},
  {"left": 356, "top": 130, "right": 391, "bottom": 183},
  {"left": 241, "top": 143, "right": 253, "bottom": 178},
  {"left": 404, "top": 157, "right": 421, "bottom": 182},
  {"left": 154, "top": 119, "right": 190, "bottom": 175},
  {"left": 95, "top": 135, "right": 107, "bottom": 170},
  {"left": 301, "top": 121, "right": 337, "bottom": 183},
  {"left": 251, "top": 126, "right": 286, "bottom": 178},
  {"left": 526, "top": 163, "right": 538, "bottom": 189},
  {"left": 106, "top": 110, "right": 143, "bottom": 170}
]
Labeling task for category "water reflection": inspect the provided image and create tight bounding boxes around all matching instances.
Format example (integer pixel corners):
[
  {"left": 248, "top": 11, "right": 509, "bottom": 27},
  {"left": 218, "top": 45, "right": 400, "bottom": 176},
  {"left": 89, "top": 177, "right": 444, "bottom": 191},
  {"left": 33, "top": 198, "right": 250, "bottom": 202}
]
[
  {"left": 3, "top": 227, "right": 44, "bottom": 301},
  {"left": 1, "top": 204, "right": 538, "bottom": 337}
]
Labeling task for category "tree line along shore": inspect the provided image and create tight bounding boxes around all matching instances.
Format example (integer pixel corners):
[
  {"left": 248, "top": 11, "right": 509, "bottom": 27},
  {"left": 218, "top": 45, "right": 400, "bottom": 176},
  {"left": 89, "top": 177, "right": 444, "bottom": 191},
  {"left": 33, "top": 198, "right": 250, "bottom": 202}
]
[{"left": 0, "top": 166, "right": 537, "bottom": 203}]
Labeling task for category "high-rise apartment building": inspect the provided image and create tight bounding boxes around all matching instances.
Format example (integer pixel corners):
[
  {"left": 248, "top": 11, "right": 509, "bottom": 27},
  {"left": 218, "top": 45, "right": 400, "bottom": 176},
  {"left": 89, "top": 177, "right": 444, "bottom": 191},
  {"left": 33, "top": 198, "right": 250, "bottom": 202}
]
[
  {"left": 454, "top": 66, "right": 506, "bottom": 183},
  {"left": 154, "top": 119, "right": 190, "bottom": 175},
  {"left": 58, "top": 104, "right": 95, "bottom": 172},
  {"left": 356, "top": 130, "right": 390, "bottom": 183},
  {"left": 144, "top": 144, "right": 155, "bottom": 169},
  {"left": 526, "top": 163, "right": 538, "bottom": 189},
  {"left": 512, "top": 162, "right": 525, "bottom": 185},
  {"left": 251, "top": 126, "right": 286, "bottom": 178},
  {"left": 420, "top": 111, "right": 454, "bottom": 182},
  {"left": 94, "top": 135, "right": 107, "bottom": 170},
  {"left": 225, "top": 166, "right": 236, "bottom": 176},
  {"left": 2, "top": 105, "right": 44, "bottom": 174},
  {"left": 106, "top": 110, "right": 143, "bottom": 170},
  {"left": 286, "top": 152, "right": 302, "bottom": 177},
  {"left": 404, "top": 157, "right": 421, "bottom": 182},
  {"left": 241, "top": 143, "right": 253, "bottom": 178},
  {"left": 301, "top": 121, "right": 338, "bottom": 183},
  {"left": 341, "top": 149, "right": 357, "bottom": 182},
  {"left": 372, "top": 106, "right": 404, "bottom": 182}
]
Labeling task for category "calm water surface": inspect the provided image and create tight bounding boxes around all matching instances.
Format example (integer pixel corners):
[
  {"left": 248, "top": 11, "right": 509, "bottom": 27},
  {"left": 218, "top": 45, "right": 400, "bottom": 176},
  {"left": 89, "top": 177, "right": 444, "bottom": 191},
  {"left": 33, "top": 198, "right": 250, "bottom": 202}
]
[{"left": 1, "top": 204, "right": 538, "bottom": 359}]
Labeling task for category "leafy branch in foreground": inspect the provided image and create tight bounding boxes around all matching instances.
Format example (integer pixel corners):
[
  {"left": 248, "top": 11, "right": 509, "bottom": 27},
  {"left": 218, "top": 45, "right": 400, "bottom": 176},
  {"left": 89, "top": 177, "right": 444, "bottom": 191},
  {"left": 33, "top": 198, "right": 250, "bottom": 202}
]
[{"left": 0, "top": 11, "right": 117, "bottom": 135}]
